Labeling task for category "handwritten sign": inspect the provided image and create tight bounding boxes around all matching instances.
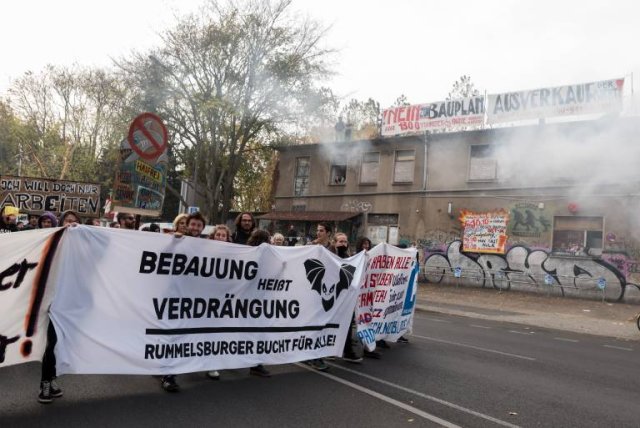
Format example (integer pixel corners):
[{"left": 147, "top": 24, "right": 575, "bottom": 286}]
[
  {"left": 0, "top": 176, "right": 101, "bottom": 217},
  {"left": 459, "top": 209, "right": 509, "bottom": 254}
]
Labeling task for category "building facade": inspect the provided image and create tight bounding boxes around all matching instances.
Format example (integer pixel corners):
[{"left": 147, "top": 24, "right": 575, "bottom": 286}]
[{"left": 268, "top": 117, "right": 640, "bottom": 302}]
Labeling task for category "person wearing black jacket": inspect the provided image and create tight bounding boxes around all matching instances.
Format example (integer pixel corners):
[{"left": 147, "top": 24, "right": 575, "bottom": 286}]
[{"left": 232, "top": 212, "right": 256, "bottom": 245}]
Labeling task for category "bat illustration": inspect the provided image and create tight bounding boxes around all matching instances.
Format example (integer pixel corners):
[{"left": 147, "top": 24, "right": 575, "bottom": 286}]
[{"left": 303, "top": 258, "right": 356, "bottom": 311}]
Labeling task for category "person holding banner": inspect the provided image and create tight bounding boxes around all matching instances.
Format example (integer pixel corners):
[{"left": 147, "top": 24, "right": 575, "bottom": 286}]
[
  {"left": 38, "top": 212, "right": 59, "bottom": 229},
  {"left": 232, "top": 212, "right": 256, "bottom": 245},
  {"left": 117, "top": 212, "right": 136, "bottom": 230},
  {"left": 302, "top": 222, "right": 335, "bottom": 372},
  {"left": 39, "top": 211, "right": 80, "bottom": 403},
  {"left": 203, "top": 224, "right": 234, "bottom": 380},
  {"left": 172, "top": 213, "right": 188, "bottom": 235},
  {"left": 209, "top": 224, "right": 232, "bottom": 242},
  {"left": 247, "top": 229, "right": 272, "bottom": 377},
  {"left": 186, "top": 212, "right": 207, "bottom": 238}
]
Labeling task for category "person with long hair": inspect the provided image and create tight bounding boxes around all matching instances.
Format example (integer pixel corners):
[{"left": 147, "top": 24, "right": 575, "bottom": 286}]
[
  {"left": 209, "top": 224, "right": 232, "bottom": 242},
  {"left": 247, "top": 228, "right": 272, "bottom": 377}
]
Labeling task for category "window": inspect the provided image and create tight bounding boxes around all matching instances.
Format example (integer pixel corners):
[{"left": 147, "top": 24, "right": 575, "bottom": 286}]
[
  {"left": 330, "top": 157, "right": 347, "bottom": 185},
  {"left": 367, "top": 214, "right": 399, "bottom": 245},
  {"left": 393, "top": 150, "right": 415, "bottom": 183},
  {"left": 469, "top": 144, "right": 497, "bottom": 181},
  {"left": 294, "top": 157, "right": 310, "bottom": 196},
  {"left": 360, "top": 151, "right": 379, "bottom": 184},
  {"left": 552, "top": 216, "right": 603, "bottom": 256}
]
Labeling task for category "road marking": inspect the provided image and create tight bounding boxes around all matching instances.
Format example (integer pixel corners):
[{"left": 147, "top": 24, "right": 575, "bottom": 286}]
[
  {"left": 295, "top": 363, "right": 462, "bottom": 428},
  {"left": 603, "top": 344, "right": 633, "bottom": 351},
  {"left": 470, "top": 324, "right": 492, "bottom": 329},
  {"left": 411, "top": 334, "right": 536, "bottom": 361},
  {"left": 554, "top": 337, "right": 579, "bottom": 343},
  {"left": 416, "top": 316, "right": 452, "bottom": 323},
  {"left": 508, "top": 330, "right": 533, "bottom": 335},
  {"left": 324, "top": 362, "right": 521, "bottom": 428}
]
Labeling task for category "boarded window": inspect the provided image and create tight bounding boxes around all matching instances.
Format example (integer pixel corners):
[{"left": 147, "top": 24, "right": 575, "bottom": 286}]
[
  {"left": 469, "top": 144, "right": 497, "bottom": 181},
  {"left": 360, "top": 151, "right": 379, "bottom": 184},
  {"left": 394, "top": 150, "right": 415, "bottom": 183},
  {"left": 294, "top": 157, "right": 310, "bottom": 196}
]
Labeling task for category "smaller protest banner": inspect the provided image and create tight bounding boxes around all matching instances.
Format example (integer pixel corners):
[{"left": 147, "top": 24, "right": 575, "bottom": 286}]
[
  {"left": 459, "top": 209, "right": 509, "bottom": 254},
  {"left": 0, "top": 175, "right": 101, "bottom": 217},
  {"left": 112, "top": 113, "right": 169, "bottom": 216},
  {"left": 356, "top": 243, "right": 419, "bottom": 351}
]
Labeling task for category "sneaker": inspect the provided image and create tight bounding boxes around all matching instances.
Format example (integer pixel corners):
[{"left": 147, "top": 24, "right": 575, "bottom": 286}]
[
  {"left": 206, "top": 370, "right": 220, "bottom": 380},
  {"left": 342, "top": 355, "right": 363, "bottom": 363},
  {"left": 364, "top": 350, "right": 382, "bottom": 359},
  {"left": 249, "top": 365, "right": 271, "bottom": 378},
  {"left": 50, "top": 378, "right": 63, "bottom": 398},
  {"left": 376, "top": 340, "right": 390, "bottom": 349},
  {"left": 38, "top": 381, "right": 53, "bottom": 404},
  {"left": 396, "top": 336, "right": 410, "bottom": 344},
  {"left": 308, "top": 358, "right": 330, "bottom": 371},
  {"left": 161, "top": 375, "right": 180, "bottom": 392}
]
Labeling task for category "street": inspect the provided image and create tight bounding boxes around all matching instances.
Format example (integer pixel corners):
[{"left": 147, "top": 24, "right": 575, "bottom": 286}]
[{"left": 1, "top": 312, "right": 639, "bottom": 427}]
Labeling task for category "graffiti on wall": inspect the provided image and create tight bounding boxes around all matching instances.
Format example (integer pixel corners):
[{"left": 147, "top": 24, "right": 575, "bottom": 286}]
[
  {"left": 417, "top": 228, "right": 461, "bottom": 251},
  {"left": 341, "top": 199, "right": 373, "bottom": 212},
  {"left": 424, "top": 240, "right": 635, "bottom": 301}
]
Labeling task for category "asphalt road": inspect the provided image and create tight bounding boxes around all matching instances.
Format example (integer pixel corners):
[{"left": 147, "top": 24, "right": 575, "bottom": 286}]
[{"left": 1, "top": 313, "right": 639, "bottom": 427}]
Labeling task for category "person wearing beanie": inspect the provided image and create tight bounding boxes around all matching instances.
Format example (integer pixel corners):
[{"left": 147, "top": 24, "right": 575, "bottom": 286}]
[
  {"left": 38, "top": 212, "right": 59, "bottom": 228},
  {"left": 0, "top": 206, "right": 19, "bottom": 233}
]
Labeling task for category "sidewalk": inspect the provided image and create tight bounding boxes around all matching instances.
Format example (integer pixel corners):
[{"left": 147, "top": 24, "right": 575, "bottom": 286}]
[{"left": 415, "top": 282, "right": 640, "bottom": 341}]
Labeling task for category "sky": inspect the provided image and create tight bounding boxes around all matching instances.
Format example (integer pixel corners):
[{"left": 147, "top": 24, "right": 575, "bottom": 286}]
[{"left": 2, "top": 0, "right": 640, "bottom": 109}]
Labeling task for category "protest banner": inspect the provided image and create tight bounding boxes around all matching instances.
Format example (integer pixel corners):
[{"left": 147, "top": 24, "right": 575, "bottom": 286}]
[
  {"left": 0, "top": 175, "right": 101, "bottom": 217},
  {"left": 44, "top": 226, "right": 364, "bottom": 374},
  {"left": 0, "top": 228, "right": 65, "bottom": 368},
  {"left": 111, "top": 113, "right": 169, "bottom": 216},
  {"left": 355, "top": 243, "right": 419, "bottom": 351},
  {"left": 460, "top": 209, "right": 509, "bottom": 254},
  {"left": 486, "top": 78, "right": 624, "bottom": 124},
  {"left": 381, "top": 96, "right": 485, "bottom": 136}
]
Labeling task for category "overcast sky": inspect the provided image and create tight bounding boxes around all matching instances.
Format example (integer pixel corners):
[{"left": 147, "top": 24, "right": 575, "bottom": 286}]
[{"left": 2, "top": 0, "right": 640, "bottom": 108}]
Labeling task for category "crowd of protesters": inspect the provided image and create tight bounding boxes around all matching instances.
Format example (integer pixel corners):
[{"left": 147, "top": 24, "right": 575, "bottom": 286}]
[{"left": 1, "top": 206, "right": 411, "bottom": 402}]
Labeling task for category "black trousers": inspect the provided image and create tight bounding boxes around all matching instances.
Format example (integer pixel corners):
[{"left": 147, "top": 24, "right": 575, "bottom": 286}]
[
  {"left": 41, "top": 321, "right": 57, "bottom": 382},
  {"left": 343, "top": 313, "right": 363, "bottom": 358}
]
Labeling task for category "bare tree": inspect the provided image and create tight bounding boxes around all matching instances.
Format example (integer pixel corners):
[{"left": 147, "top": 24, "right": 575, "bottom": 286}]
[{"left": 121, "top": 0, "right": 333, "bottom": 223}]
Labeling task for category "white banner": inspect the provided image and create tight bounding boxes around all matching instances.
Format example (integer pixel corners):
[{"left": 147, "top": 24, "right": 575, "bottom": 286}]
[
  {"left": 381, "top": 96, "right": 485, "bottom": 136},
  {"left": 0, "top": 228, "right": 64, "bottom": 367},
  {"left": 50, "top": 226, "right": 365, "bottom": 375},
  {"left": 487, "top": 78, "right": 624, "bottom": 124},
  {"left": 355, "top": 243, "right": 419, "bottom": 351}
]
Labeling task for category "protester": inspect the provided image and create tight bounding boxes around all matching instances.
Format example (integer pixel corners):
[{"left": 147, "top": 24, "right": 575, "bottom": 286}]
[
  {"left": 22, "top": 213, "right": 39, "bottom": 230},
  {"left": 172, "top": 213, "right": 188, "bottom": 235},
  {"left": 0, "top": 205, "right": 19, "bottom": 233},
  {"left": 271, "top": 232, "right": 285, "bottom": 246},
  {"left": 38, "top": 212, "right": 58, "bottom": 229},
  {"left": 186, "top": 212, "right": 206, "bottom": 238},
  {"left": 334, "top": 233, "right": 368, "bottom": 362},
  {"left": 232, "top": 212, "right": 256, "bottom": 244},
  {"left": 204, "top": 224, "right": 234, "bottom": 381},
  {"left": 149, "top": 223, "right": 160, "bottom": 233},
  {"left": 209, "top": 224, "right": 232, "bottom": 242},
  {"left": 286, "top": 224, "right": 298, "bottom": 246},
  {"left": 355, "top": 237, "right": 372, "bottom": 253},
  {"left": 109, "top": 221, "right": 120, "bottom": 228},
  {"left": 246, "top": 228, "right": 272, "bottom": 377},
  {"left": 84, "top": 218, "right": 101, "bottom": 226},
  {"left": 39, "top": 210, "right": 79, "bottom": 403},
  {"left": 303, "top": 222, "right": 334, "bottom": 372},
  {"left": 116, "top": 212, "right": 136, "bottom": 230}
]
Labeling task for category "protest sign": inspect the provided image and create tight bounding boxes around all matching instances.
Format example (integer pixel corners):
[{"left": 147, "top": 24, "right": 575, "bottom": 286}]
[
  {"left": 460, "top": 209, "right": 509, "bottom": 254},
  {"left": 0, "top": 175, "right": 101, "bottom": 217},
  {"left": 0, "top": 228, "right": 65, "bottom": 368},
  {"left": 112, "top": 113, "right": 169, "bottom": 216},
  {"left": 355, "top": 243, "right": 419, "bottom": 351},
  {"left": 47, "top": 227, "right": 364, "bottom": 374}
]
